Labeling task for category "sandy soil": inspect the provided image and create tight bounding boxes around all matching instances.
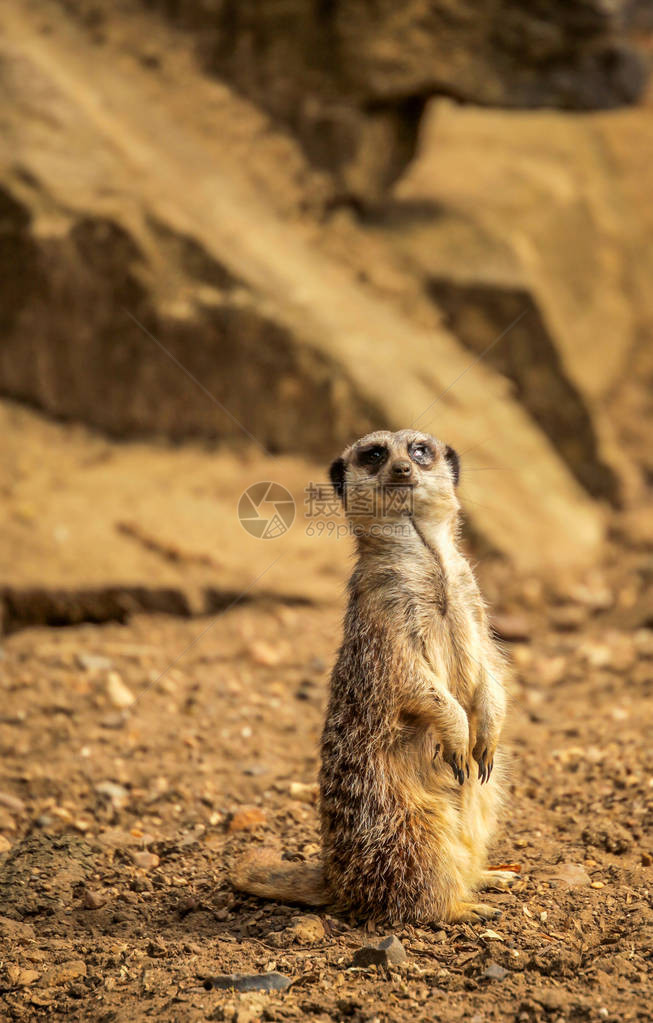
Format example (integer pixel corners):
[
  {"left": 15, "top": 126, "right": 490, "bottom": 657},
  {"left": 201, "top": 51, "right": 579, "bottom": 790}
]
[{"left": 0, "top": 534, "right": 651, "bottom": 1022}]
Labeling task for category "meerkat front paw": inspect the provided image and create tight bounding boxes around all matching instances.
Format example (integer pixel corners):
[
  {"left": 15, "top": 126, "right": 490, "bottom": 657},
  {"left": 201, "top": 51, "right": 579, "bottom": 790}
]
[
  {"left": 435, "top": 740, "right": 469, "bottom": 786},
  {"left": 473, "top": 741, "right": 495, "bottom": 784},
  {"left": 472, "top": 681, "right": 506, "bottom": 784},
  {"left": 472, "top": 713, "right": 501, "bottom": 783}
]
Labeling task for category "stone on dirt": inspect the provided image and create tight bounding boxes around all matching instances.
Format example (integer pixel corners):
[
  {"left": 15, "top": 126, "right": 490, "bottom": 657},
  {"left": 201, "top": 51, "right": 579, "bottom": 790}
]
[
  {"left": 227, "top": 807, "right": 267, "bottom": 834},
  {"left": 288, "top": 781, "right": 318, "bottom": 805},
  {"left": 41, "top": 960, "right": 87, "bottom": 986},
  {"left": 81, "top": 888, "right": 107, "bottom": 910},
  {"left": 352, "top": 935, "right": 407, "bottom": 968},
  {"left": 106, "top": 671, "right": 135, "bottom": 709},
  {"left": 207, "top": 972, "right": 291, "bottom": 993},
  {"left": 482, "top": 962, "right": 508, "bottom": 981},
  {"left": 271, "top": 914, "right": 325, "bottom": 946}
]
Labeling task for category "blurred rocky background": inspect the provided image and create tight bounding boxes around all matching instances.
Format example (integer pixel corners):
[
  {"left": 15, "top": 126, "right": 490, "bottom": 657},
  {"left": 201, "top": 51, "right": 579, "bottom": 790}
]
[{"left": 0, "top": 0, "right": 652, "bottom": 620}]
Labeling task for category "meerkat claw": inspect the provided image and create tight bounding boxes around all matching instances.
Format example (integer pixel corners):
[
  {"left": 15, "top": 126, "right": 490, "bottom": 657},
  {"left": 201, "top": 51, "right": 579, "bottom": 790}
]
[
  {"left": 477, "top": 752, "right": 487, "bottom": 782},
  {"left": 446, "top": 753, "right": 466, "bottom": 785}
]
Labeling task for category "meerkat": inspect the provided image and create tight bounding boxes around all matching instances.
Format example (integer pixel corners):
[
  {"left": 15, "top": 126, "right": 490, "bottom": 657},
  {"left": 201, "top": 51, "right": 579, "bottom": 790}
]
[{"left": 233, "top": 429, "right": 513, "bottom": 924}]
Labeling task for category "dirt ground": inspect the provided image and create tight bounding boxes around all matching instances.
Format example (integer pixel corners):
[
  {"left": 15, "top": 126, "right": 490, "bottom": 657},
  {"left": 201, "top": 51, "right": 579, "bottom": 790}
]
[{"left": 0, "top": 496, "right": 651, "bottom": 1022}]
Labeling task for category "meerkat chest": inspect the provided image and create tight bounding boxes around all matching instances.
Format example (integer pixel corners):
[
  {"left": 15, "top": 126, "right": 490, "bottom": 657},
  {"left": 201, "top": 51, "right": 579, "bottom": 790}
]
[{"left": 422, "top": 577, "right": 484, "bottom": 705}]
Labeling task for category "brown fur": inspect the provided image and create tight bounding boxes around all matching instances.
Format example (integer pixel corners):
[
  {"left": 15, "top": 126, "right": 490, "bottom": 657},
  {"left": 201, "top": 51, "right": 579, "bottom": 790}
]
[{"left": 233, "top": 430, "right": 509, "bottom": 924}]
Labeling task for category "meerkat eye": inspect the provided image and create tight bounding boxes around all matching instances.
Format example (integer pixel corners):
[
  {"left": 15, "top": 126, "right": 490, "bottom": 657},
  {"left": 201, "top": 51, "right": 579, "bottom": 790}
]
[
  {"left": 409, "top": 443, "right": 433, "bottom": 466},
  {"left": 357, "top": 445, "right": 388, "bottom": 468}
]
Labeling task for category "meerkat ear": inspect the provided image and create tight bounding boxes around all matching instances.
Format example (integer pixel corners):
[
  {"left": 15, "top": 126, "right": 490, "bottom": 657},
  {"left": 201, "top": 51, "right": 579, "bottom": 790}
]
[
  {"left": 444, "top": 445, "right": 460, "bottom": 486},
  {"left": 329, "top": 457, "right": 346, "bottom": 500}
]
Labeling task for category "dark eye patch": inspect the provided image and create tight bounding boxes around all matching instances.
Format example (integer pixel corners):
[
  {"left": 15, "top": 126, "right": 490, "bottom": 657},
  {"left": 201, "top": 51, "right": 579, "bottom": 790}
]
[
  {"left": 408, "top": 442, "right": 434, "bottom": 467},
  {"left": 356, "top": 444, "right": 388, "bottom": 471}
]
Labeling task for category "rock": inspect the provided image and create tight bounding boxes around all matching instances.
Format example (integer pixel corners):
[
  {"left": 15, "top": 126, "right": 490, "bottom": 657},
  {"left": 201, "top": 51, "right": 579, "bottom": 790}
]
[
  {"left": 395, "top": 99, "right": 653, "bottom": 501},
  {"left": 0, "top": 16, "right": 608, "bottom": 574},
  {"left": 100, "top": 712, "right": 129, "bottom": 729},
  {"left": 82, "top": 888, "right": 107, "bottom": 910},
  {"left": 227, "top": 807, "right": 267, "bottom": 834},
  {"left": 248, "top": 641, "right": 285, "bottom": 667},
  {"left": 352, "top": 935, "right": 407, "bottom": 968},
  {"left": 41, "top": 960, "right": 87, "bottom": 986},
  {"left": 0, "top": 916, "right": 35, "bottom": 939},
  {"left": 0, "top": 809, "right": 16, "bottom": 831},
  {"left": 129, "top": 850, "right": 160, "bottom": 870},
  {"left": 6, "top": 965, "right": 40, "bottom": 987},
  {"left": 288, "top": 782, "right": 318, "bottom": 805},
  {"left": 0, "top": 792, "right": 25, "bottom": 814},
  {"left": 77, "top": 652, "right": 113, "bottom": 672},
  {"left": 0, "top": 836, "right": 11, "bottom": 853},
  {"left": 207, "top": 972, "right": 291, "bottom": 993},
  {"left": 158, "top": 0, "right": 648, "bottom": 195},
  {"left": 95, "top": 781, "right": 129, "bottom": 808},
  {"left": 271, "top": 914, "right": 325, "bottom": 946},
  {"left": 482, "top": 962, "right": 508, "bottom": 981},
  {"left": 210, "top": 996, "right": 268, "bottom": 1023},
  {"left": 106, "top": 672, "right": 134, "bottom": 709},
  {"left": 535, "top": 862, "right": 591, "bottom": 889}
]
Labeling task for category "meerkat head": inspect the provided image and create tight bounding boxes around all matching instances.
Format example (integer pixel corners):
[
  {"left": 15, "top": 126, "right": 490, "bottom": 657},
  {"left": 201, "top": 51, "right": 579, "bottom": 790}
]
[{"left": 329, "top": 429, "right": 460, "bottom": 528}]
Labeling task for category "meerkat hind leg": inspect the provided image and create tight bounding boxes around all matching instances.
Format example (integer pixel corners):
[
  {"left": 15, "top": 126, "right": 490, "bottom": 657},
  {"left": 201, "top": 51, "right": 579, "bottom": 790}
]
[{"left": 447, "top": 901, "right": 502, "bottom": 924}]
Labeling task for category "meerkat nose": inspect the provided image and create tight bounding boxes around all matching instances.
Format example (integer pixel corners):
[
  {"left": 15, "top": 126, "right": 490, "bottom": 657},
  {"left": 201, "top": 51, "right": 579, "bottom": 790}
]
[{"left": 391, "top": 459, "right": 412, "bottom": 478}]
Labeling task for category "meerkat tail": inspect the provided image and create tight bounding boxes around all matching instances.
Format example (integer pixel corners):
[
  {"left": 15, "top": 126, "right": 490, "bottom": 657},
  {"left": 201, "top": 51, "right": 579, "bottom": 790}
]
[{"left": 231, "top": 848, "right": 328, "bottom": 906}]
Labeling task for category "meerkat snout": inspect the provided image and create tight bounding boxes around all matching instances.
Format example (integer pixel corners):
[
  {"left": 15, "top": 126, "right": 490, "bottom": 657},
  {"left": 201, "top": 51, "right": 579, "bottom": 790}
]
[{"left": 389, "top": 457, "right": 414, "bottom": 481}]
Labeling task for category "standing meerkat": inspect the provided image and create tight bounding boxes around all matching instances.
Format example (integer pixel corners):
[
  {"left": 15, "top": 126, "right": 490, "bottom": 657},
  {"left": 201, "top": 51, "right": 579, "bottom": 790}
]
[{"left": 233, "top": 429, "right": 513, "bottom": 924}]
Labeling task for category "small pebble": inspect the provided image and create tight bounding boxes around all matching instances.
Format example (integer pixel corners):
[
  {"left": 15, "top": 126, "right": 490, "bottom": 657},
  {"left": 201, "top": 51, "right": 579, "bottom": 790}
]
[
  {"left": 248, "top": 642, "right": 284, "bottom": 667},
  {"left": 6, "top": 965, "right": 40, "bottom": 988},
  {"left": 289, "top": 781, "right": 318, "bottom": 805},
  {"left": 82, "top": 888, "right": 107, "bottom": 910},
  {"left": 270, "top": 914, "right": 325, "bottom": 946},
  {"left": 0, "top": 792, "right": 25, "bottom": 814},
  {"left": 482, "top": 962, "right": 508, "bottom": 981},
  {"left": 227, "top": 807, "right": 266, "bottom": 833},
  {"left": 95, "top": 781, "right": 129, "bottom": 808},
  {"left": 206, "top": 972, "right": 291, "bottom": 992},
  {"left": 129, "top": 850, "right": 160, "bottom": 870},
  {"left": 41, "top": 961, "right": 87, "bottom": 986},
  {"left": 77, "top": 653, "right": 113, "bottom": 672},
  {"left": 106, "top": 672, "right": 134, "bottom": 710},
  {"left": 352, "top": 935, "right": 407, "bottom": 968}
]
